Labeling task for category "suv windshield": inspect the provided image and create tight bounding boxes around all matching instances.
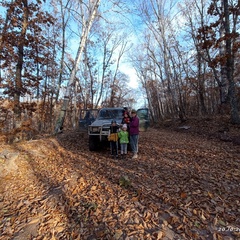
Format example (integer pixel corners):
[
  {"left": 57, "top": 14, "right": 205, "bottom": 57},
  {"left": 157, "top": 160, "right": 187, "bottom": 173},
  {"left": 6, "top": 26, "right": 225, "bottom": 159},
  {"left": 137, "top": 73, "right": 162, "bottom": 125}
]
[{"left": 98, "top": 109, "right": 123, "bottom": 119}]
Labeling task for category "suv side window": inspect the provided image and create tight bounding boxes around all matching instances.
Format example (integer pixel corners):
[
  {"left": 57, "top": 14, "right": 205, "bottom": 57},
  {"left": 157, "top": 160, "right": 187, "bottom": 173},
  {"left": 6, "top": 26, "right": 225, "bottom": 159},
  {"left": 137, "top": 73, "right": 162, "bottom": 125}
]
[{"left": 79, "top": 109, "right": 98, "bottom": 131}]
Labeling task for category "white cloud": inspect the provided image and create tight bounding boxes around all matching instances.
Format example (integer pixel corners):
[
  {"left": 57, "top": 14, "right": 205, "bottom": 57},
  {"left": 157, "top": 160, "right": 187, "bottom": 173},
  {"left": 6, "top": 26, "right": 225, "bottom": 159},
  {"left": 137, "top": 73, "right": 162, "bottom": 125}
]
[{"left": 119, "top": 64, "right": 139, "bottom": 89}]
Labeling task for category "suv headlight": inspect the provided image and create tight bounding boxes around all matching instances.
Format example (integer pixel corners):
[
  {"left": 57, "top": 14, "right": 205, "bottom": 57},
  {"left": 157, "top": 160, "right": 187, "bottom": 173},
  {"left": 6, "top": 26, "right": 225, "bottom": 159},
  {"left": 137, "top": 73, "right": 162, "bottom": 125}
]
[{"left": 90, "top": 126, "right": 100, "bottom": 132}]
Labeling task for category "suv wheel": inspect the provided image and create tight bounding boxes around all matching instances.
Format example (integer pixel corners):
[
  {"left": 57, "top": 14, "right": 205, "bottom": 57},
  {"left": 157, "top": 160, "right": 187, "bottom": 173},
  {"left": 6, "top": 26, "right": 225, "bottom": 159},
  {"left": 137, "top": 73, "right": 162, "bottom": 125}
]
[{"left": 89, "top": 135, "right": 99, "bottom": 151}]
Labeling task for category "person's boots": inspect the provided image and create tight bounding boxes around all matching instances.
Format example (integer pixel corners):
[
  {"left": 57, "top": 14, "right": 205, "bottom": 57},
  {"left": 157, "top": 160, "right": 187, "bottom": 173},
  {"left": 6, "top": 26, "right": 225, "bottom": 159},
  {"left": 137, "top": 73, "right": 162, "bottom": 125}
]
[{"left": 132, "top": 153, "right": 138, "bottom": 159}]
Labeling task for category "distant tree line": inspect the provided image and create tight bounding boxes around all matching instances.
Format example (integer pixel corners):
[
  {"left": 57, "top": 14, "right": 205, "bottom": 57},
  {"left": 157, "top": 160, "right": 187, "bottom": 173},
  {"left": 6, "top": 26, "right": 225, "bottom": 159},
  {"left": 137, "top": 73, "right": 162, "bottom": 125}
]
[
  {"left": 131, "top": 0, "right": 239, "bottom": 124},
  {"left": 0, "top": 0, "right": 239, "bottom": 138}
]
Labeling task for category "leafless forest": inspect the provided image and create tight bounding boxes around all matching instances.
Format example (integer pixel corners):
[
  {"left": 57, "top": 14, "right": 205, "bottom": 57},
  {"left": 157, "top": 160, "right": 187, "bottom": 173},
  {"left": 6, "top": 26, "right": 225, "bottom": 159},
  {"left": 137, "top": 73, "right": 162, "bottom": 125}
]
[{"left": 0, "top": 0, "right": 240, "bottom": 137}]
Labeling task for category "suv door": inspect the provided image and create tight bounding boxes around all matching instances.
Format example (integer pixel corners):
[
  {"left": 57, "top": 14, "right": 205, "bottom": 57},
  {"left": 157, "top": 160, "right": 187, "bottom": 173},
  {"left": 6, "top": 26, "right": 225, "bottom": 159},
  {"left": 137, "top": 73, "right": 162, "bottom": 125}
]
[
  {"left": 79, "top": 109, "right": 99, "bottom": 131},
  {"left": 137, "top": 108, "right": 149, "bottom": 131}
]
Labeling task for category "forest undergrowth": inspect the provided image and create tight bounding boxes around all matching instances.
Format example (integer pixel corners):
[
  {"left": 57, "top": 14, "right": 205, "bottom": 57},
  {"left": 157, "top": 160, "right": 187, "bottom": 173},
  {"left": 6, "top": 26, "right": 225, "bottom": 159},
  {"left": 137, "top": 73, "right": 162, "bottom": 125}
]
[{"left": 0, "top": 118, "right": 240, "bottom": 240}]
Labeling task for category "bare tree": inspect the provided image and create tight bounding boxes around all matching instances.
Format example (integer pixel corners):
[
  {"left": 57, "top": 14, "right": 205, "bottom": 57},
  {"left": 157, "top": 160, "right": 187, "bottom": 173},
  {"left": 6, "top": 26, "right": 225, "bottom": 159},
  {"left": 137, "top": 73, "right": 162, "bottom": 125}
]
[
  {"left": 179, "top": 0, "right": 209, "bottom": 115},
  {"left": 132, "top": 0, "right": 187, "bottom": 120},
  {"left": 53, "top": 0, "right": 72, "bottom": 102},
  {"left": 55, "top": 0, "right": 101, "bottom": 133}
]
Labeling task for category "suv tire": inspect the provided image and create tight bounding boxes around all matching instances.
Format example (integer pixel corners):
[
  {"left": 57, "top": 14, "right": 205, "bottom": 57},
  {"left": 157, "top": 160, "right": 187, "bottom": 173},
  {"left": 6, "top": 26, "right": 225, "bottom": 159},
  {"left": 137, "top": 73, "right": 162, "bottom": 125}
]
[{"left": 89, "top": 135, "right": 99, "bottom": 151}]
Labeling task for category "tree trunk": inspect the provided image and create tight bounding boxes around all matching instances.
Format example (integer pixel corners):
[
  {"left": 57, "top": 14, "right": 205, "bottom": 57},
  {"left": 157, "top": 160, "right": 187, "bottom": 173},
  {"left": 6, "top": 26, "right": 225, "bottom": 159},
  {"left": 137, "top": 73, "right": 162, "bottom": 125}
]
[
  {"left": 55, "top": 0, "right": 101, "bottom": 133},
  {"left": 223, "top": 0, "right": 240, "bottom": 124},
  {"left": 219, "top": 9, "right": 228, "bottom": 105},
  {"left": 56, "top": 0, "right": 70, "bottom": 103},
  {"left": 14, "top": 0, "right": 29, "bottom": 121}
]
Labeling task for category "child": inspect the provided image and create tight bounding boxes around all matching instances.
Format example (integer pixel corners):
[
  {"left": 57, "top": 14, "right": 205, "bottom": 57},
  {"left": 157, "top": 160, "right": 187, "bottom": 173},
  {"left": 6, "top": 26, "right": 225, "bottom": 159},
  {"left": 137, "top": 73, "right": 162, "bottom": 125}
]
[
  {"left": 108, "top": 120, "right": 119, "bottom": 159},
  {"left": 118, "top": 124, "right": 129, "bottom": 159},
  {"left": 121, "top": 110, "right": 131, "bottom": 131}
]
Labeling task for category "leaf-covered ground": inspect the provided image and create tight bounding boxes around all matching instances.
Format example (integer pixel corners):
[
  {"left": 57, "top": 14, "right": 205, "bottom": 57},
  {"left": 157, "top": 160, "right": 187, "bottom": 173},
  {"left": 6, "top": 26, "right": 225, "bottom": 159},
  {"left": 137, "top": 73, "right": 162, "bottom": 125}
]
[{"left": 0, "top": 126, "right": 239, "bottom": 240}]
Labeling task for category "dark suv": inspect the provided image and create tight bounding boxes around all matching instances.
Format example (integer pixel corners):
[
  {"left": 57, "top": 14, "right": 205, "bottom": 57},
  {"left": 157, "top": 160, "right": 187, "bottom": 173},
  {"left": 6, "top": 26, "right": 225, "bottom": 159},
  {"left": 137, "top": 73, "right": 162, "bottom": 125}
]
[{"left": 79, "top": 107, "right": 149, "bottom": 151}]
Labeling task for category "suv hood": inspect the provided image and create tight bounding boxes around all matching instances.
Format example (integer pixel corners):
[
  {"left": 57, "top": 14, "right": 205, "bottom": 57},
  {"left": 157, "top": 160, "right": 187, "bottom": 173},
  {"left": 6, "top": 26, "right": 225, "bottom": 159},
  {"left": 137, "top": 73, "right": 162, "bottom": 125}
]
[{"left": 90, "top": 118, "right": 122, "bottom": 127}]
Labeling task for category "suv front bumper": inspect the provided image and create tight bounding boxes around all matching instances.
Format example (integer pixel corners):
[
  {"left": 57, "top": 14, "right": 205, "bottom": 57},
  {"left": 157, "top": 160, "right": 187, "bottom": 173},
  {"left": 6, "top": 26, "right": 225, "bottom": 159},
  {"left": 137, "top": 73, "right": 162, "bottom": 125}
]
[{"left": 88, "top": 124, "right": 111, "bottom": 141}]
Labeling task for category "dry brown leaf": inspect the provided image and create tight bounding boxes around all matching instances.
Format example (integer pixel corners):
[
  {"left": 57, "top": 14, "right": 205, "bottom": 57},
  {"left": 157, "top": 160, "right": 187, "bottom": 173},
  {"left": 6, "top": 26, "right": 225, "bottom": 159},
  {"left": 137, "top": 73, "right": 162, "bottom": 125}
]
[
  {"left": 54, "top": 226, "right": 65, "bottom": 233},
  {"left": 200, "top": 210, "right": 207, "bottom": 221},
  {"left": 1, "top": 127, "right": 239, "bottom": 240},
  {"left": 180, "top": 192, "right": 187, "bottom": 199},
  {"left": 90, "top": 185, "right": 97, "bottom": 191},
  {"left": 143, "top": 211, "right": 152, "bottom": 221},
  {"left": 114, "top": 229, "right": 123, "bottom": 239}
]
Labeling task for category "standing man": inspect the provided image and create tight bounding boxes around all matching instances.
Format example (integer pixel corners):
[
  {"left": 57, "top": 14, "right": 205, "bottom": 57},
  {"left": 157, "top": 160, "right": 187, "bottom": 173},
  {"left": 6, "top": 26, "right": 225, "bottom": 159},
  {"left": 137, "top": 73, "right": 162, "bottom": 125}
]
[{"left": 129, "top": 109, "right": 139, "bottom": 159}]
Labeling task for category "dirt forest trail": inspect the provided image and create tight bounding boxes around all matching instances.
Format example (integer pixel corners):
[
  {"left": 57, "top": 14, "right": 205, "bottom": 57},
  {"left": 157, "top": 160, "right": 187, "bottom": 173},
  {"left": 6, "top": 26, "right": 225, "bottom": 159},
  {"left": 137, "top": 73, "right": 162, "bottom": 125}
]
[{"left": 0, "top": 127, "right": 239, "bottom": 240}]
